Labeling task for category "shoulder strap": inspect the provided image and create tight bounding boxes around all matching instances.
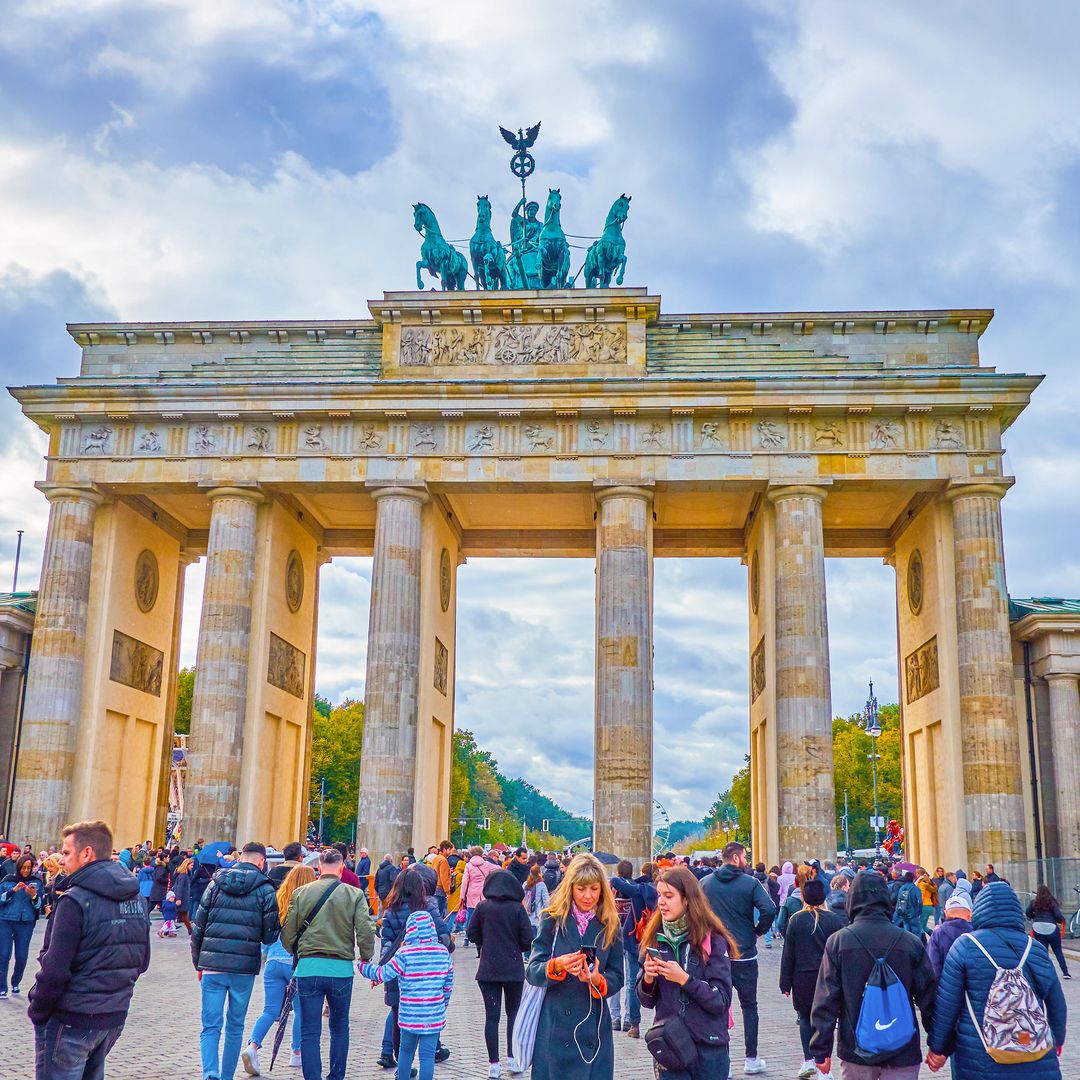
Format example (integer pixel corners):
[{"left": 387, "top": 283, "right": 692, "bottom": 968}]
[
  {"left": 967, "top": 933, "right": 1003, "bottom": 971},
  {"left": 293, "top": 879, "right": 341, "bottom": 959}
]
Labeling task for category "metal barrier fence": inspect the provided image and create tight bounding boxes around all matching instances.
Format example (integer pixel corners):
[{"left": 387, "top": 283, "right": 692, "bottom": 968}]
[{"left": 996, "top": 858, "right": 1080, "bottom": 931}]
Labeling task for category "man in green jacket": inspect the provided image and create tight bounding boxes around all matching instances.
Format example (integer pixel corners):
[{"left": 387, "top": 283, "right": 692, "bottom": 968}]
[{"left": 280, "top": 847, "right": 375, "bottom": 1080}]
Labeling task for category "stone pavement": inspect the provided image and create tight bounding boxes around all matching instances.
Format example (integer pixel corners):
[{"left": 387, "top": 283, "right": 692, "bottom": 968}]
[{"left": 7, "top": 924, "right": 1080, "bottom": 1079}]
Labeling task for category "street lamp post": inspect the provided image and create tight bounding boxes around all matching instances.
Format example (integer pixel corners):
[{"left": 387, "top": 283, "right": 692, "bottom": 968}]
[
  {"left": 863, "top": 680, "right": 882, "bottom": 857},
  {"left": 457, "top": 802, "right": 468, "bottom": 850}
]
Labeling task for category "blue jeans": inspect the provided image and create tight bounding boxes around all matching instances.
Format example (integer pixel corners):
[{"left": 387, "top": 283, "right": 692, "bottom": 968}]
[
  {"left": 200, "top": 972, "right": 255, "bottom": 1080},
  {"left": 397, "top": 1030, "right": 438, "bottom": 1080},
  {"left": 296, "top": 975, "right": 352, "bottom": 1080},
  {"left": 381, "top": 1009, "right": 396, "bottom": 1057},
  {"left": 34, "top": 1019, "right": 124, "bottom": 1080},
  {"left": 0, "top": 918, "right": 36, "bottom": 990},
  {"left": 608, "top": 945, "right": 640, "bottom": 1024},
  {"left": 249, "top": 961, "right": 300, "bottom": 1051}
]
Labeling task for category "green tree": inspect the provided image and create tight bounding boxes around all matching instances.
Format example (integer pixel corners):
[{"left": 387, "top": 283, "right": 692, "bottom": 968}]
[
  {"left": 173, "top": 667, "right": 195, "bottom": 735},
  {"left": 309, "top": 698, "right": 364, "bottom": 843},
  {"left": 832, "top": 704, "right": 902, "bottom": 849}
]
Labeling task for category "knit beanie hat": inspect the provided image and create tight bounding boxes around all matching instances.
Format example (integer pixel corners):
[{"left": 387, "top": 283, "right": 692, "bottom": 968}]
[
  {"left": 945, "top": 892, "right": 972, "bottom": 915},
  {"left": 803, "top": 879, "right": 826, "bottom": 906}
]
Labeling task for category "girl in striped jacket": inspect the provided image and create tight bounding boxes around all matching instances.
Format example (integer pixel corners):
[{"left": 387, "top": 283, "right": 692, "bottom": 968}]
[{"left": 360, "top": 909, "right": 454, "bottom": 1080}]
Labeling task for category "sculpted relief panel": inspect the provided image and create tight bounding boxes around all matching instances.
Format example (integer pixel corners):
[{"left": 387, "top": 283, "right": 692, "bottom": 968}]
[
  {"left": 905, "top": 636, "right": 940, "bottom": 704},
  {"left": 399, "top": 323, "right": 626, "bottom": 366},
  {"left": 268, "top": 632, "right": 306, "bottom": 699},
  {"left": 110, "top": 630, "right": 164, "bottom": 697}
]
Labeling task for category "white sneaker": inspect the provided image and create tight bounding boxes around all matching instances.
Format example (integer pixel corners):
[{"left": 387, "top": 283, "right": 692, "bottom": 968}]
[
  {"left": 488, "top": 1065, "right": 502, "bottom": 1079},
  {"left": 743, "top": 1058, "right": 767, "bottom": 1075},
  {"left": 241, "top": 1042, "right": 261, "bottom": 1076},
  {"left": 288, "top": 1050, "right": 302, "bottom": 1068},
  {"left": 506, "top": 1058, "right": 523, "bottom": 1075},
  {"left": 797, "top": 1062, "right": 816, "bottom": 1079}
]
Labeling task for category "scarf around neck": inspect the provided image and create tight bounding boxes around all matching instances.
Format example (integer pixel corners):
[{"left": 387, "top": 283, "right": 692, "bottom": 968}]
[
  {"left": 571, "top": 904, "right": 595, "bottom": 938},
  {"left": 659, "top": 914, "right": 689, "bottom": 949}
]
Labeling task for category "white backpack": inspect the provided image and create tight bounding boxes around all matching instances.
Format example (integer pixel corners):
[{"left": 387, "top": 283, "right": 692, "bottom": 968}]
[{"left": 964, "top": 934, "right": 1053, "bottom": 1064}]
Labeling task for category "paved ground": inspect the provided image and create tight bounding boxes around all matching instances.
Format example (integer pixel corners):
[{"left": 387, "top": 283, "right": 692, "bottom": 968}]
[{"left": 7, "top": 923, "right": 1080, "bottom": 1079}]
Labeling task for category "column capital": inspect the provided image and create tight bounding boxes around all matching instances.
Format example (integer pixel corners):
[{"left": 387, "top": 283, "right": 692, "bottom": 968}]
[
  {"left": 766, "top": 482, "right": 830, "bottom": 506},
  {"left": 200, "top": 484, "right": 265, "bottom": 505},
  {"left": 366, "top": 483, "right": 429, "bottom": 505},
  {"left": 593, "top": 483, "right": 654, "bottom": 505},
  {"left": 34, "top": 482, "right": 105, "bottom": 508},
  {"left": 1045, "top": 671, "right": 1080, "bottom": 687},
  {"left": 944, "top": 479, "right": 1014, "bottom": 503}
]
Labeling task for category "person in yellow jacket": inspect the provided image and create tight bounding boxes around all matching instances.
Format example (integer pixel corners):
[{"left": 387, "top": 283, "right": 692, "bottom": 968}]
[{"left": 915, "top": 868, "right": 938, "bottom": 935}]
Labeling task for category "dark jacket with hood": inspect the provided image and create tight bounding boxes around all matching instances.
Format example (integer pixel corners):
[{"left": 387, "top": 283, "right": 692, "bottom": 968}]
[
  {"left": 375, "top": 857, "right": 399, "bottom": 899},
  {"left": 825, "top": 886, "right": 849, "bottom": 924},
  {"left": 149, "top": 860, "right": 169, "bottom": 904},
  {"left": 636, "top": 929, "right": 733, "bottom": 1048},
  {"left": 928, "top": 883, "right": 1067, "bottom": 1078},
  {"left": 190, "top": 861, "right": 280, "bottom": 974},
  {"left": 701, "top": 863, "right": 775, "bottom": 960},
  {"left": 28, "top": 858, "right": 150, "bottom": 1029},
  {"left": 609, "top": 873, "right": 658, "bottom": 949},
  {"left": 779, "top": 906, "right": 845, "bottom": 1016},
  {"left": 467, "top": 869, "right": 534, "bottom": 982},
  {"left": 809, "top": 871, "right": 936, "bottom": 1068},
  {"left": 542, "top": 858, "right": 562, "bottom": 895}
]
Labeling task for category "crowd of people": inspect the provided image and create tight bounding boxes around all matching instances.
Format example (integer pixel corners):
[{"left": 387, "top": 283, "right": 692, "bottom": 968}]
[{"left": 0, "top": 826, "right": 1074, "bottom": 1080}]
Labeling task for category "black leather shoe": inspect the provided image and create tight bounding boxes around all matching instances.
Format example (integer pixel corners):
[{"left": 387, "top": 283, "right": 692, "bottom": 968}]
[
  {"left": 434, "top": 1045, "right": 451, "bottom": 1063},
  {"left": 376, "top": 1054, "right": 397, "bottom": 1069}
]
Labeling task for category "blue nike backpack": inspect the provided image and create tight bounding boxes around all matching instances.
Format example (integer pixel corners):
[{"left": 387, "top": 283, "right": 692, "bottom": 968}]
[{"left": 851, "top": 932, "right": 917, "bottom": 1063}]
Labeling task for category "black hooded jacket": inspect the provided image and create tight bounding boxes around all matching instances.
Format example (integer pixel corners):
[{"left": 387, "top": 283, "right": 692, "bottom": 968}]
[
  {"left": 808, "top": 871, "right": 936, "bottom": 1068},
  {"left": 191, "top": 862, "right": 280, "bottom": 974},
  {"left": 28, "top": 858, "right": 150, "bottom": 1029},
  {"left": 467, "top": 869, "right": 535, "bottom": 982},
  {"left": 701, "top": 863, "right": 775, "bottom": 959}
]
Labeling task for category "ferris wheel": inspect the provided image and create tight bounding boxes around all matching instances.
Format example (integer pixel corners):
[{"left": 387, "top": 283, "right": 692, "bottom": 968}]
[{"left": 652, "top": 798, "right": 671, "bottom": 854}]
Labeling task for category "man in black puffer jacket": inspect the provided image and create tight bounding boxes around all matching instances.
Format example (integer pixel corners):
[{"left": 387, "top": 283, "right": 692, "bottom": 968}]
[
  {"left": 191, "top": 841, "right": 279, "bottom": 1080},
  {"left": 30, "top": 819, "right": 149, "bottom": 1078}
]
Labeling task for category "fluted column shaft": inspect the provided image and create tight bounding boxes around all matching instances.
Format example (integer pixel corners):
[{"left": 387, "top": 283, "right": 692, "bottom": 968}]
[
  {"left": 1046, "top": 673, "right": 1080, "bottom": 857},
  {"left": 594, "top": 486, "right": 653, "bottom": 865},
  {"left": 948, "top": 483, "right": 1026, "bottom": 866},
  {"left": 769, "top": 485, "right": 834, "bottom": 861},
  {"left": 10, "top": 485, "right": 102, "bottom": 846},
  {"left": 356, "top": 486, "right": 428, "bottom": 857},
  {"left": 184, "top": 488, "right": 263, "bottom": 843}
]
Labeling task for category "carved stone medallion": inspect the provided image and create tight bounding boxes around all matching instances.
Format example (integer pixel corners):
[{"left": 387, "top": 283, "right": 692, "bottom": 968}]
[
  {"left": 750, "top": 551, "right": 760, "bottom": 615},
  {"left": 907, "top": 549, "right": 924, "bottom": 616},
  {"left": 439, "top": 548, "right": 451, "bottom": 612},
  {"left": 286, "top": 549, "right": 304, "bottom": 613},
  {"left": 134, "top": 549, "right": 159, "bottom": 613}
]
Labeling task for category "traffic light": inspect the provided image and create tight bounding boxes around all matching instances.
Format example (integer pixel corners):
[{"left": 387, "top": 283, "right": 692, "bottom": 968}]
[
  {"left": 542, "top": 820, "right": 549, "bottom": 833},
  {"left": 482, "top": 817, "right": 491, "bottom": 831}
]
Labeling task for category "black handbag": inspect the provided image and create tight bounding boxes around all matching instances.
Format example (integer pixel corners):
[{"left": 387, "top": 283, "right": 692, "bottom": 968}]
[{"left": 644, "top": 946, "right": 701, "bottom": 1072}]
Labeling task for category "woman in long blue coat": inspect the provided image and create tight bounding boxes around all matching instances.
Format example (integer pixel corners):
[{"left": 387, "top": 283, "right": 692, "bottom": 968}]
[
  {"left": 927, "top": 882, "right": 1067, "bottom": 1078},
  {"left": 525, "top": 853, "right": 624, "bottom": 1080}
]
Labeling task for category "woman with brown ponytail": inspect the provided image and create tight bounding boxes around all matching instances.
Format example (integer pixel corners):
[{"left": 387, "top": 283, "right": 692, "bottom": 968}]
[{"left": 636, "top": 865, "right": 736, "bottom": 1079}]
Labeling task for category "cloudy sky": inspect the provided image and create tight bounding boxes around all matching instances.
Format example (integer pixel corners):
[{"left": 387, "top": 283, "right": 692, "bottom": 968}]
[{"left": 1, "top": 2, "right": 1078, "bottom": 821}]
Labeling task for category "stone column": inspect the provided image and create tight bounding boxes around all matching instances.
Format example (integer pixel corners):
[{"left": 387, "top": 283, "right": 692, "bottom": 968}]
[
  {"left": 947, "top": 483, "right": 1026, "bottom": 866},
  {"left": 594, "top": 486, "right": 653, "bottom": 865},
  {"left": 1046, "top": 673, "right": 1080, "bottom": 857},
  {"left": 9, "top": 485, "right": 102, "bottom": 846},
  {"left": 356, "top": 485, "right": 428, "bottom": 857},
  {"left": 767, "top": 485, "right": 835, "bottom": 861},
  {"left": 184, "top": 488, "right": 263, "bottom": 843}
]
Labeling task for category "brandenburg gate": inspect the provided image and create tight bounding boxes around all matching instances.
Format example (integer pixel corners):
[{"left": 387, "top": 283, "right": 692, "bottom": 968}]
[{"left": 7, "top": 287, "right": 1044, "bottom": 871}]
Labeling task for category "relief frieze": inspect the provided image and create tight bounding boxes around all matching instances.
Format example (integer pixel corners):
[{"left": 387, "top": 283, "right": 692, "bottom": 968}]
[
  {"left": 904, "top": 635, "right": 939, "bottom": 704},
  {"left": 399, "top": 322, "right": 626, "bottom": 366},
  {"left": 109, "top": 629, "right": 164, "bottom": 697},
  {"left": 268, "top": 632, "right": 306, "bottom": 699}
]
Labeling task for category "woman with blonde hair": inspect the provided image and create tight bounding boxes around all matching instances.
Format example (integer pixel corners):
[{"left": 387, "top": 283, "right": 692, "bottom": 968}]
[
  {"left": 172, "top": 857, "right": 195, "bottom": 935},
  {"left": 525, "top": 853, "right": 625, "bottom": 1079},
  {"left": 636, "top": 865, "right": 736, "bottom": 1079},
  {"left": 241, "top": 863, "right": 316, "bottom": 1075}
]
